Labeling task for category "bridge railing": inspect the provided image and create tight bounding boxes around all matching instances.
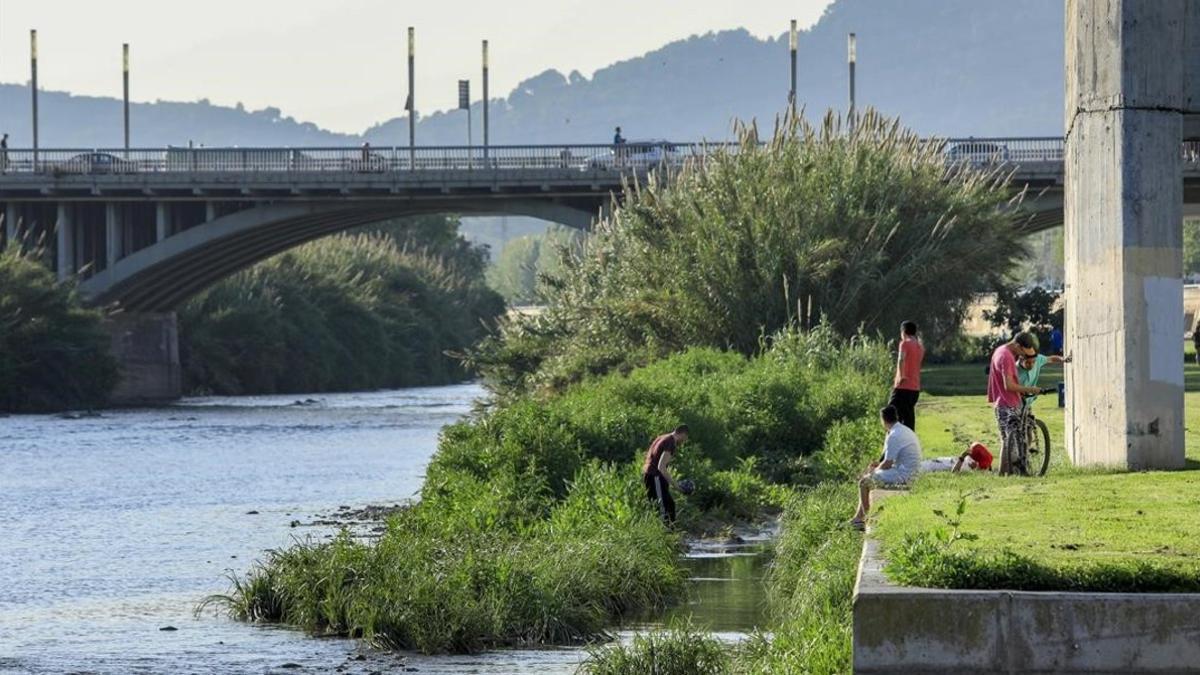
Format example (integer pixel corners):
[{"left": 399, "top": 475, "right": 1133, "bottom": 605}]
[
  {"left": 0, "top": 143, "right": 738, "bottom": 175},
  {"left": 0, "top": 138, "right": 1196, "bottom": 176}
]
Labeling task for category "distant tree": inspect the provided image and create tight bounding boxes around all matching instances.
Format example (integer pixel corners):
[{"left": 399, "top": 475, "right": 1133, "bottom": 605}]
[
  {"left": 1184, "top": 219, "right": 1200, "bottom": 278},
  {"left": 983, "top": 286, "right": 1061, "bottom": 337},
  {"left": 487, "top": 228, "right": 585, "bottom": 304},
  {"left": 0, "top": 248, "right": 119, "bottom": 411}
]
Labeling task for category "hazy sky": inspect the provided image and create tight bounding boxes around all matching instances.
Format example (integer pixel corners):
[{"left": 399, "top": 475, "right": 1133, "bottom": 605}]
[{"left": 0, "top": 0, "right": 834, "bottom": 133}]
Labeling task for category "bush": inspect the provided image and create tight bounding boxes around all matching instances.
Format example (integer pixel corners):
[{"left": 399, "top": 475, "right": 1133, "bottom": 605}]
[
  {"left": 470, "top": 110, "right": 1026, "bottom": 395},
  {"left": 580, "top": 624, "right": 731, "bottom": 675},
  {"left": 0, "top": 247, "right": 119, "bottom": 412}
]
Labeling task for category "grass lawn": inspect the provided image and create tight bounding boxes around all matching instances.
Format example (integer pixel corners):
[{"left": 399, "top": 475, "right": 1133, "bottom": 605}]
[{"left": 871, "top": 362, "right": 1200, "bottom": 591}]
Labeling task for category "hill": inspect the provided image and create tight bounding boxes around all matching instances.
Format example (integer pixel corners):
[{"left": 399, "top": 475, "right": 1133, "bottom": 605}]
[{"left": 0, "top": 0, "right": 1062, "bottom": 148}]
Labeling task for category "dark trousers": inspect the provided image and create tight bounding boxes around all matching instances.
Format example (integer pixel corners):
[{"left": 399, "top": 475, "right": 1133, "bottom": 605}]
[
  {"left": 888, "top": 388, "right": 920, "bottom": 430},
  {"left": 644, "top": 473, "right": 676, "bottom": 524}
]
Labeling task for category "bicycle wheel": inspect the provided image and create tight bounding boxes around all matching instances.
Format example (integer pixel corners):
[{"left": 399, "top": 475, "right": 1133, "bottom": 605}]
[{"left": 1025, "top": 417, "right": 1051, "bottom": 476}]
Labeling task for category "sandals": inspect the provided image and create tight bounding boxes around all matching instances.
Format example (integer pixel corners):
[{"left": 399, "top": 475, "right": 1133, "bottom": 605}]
[{"left": 849, "top": 518, "right": 866, "bottom": 531}]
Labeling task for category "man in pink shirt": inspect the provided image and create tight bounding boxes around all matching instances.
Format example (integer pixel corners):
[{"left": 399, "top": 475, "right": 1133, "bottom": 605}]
[
  {"left": 889, "top": 321, "right": 925, "bottom": 430},
  {"left": 987, "top": 332, "right": 1043, "bottom": 475}
]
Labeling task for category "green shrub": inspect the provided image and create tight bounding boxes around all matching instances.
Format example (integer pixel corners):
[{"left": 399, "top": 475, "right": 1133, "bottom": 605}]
[
  {"left": 0, "top": 247, "right": 119, "bottom": 412},
  {"left": 580, "top": 625, "right": 731, "bottom": 675}
]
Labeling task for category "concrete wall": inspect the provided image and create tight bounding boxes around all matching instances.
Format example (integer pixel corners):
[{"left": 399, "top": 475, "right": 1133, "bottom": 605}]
[
  {"left": 104, "top": 312, "right": 181, "bottom": 405},
  {"left": 853, "top": 537, "right": 1200, "bottom": 674}
]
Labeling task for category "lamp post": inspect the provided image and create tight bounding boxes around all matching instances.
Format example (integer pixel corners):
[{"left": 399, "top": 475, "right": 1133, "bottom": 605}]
[
  {"left": 788, "top": 20, "right": 797, "bottom": 108},
  {"left": 482, "top": 40, "right": 489, "bottom": 164},
  {"left": 407, "top": 27, "right": 416, "bottom": 167},
  {"left": 847, "top": 32, "right": 857, "bottom": 133},
  {"left": 30, "top": 29, "right": 38, "bottom": 171},
  {"left": 123, "top": 43, "right": 130, "bottom": 153}
]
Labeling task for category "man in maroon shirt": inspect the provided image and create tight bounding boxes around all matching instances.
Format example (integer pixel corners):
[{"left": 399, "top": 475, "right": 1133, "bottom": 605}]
[
  {"left": 988, "top": 332, "right": 1042, "bottom": 475},
  {"left": 643, "top": 425, "right": 689, "bottom": 524}
]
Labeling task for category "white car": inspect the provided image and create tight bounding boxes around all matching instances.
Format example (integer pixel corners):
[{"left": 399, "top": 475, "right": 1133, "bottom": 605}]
[{"left": 584, "top": 140, "right": 680, "bottom": 170}]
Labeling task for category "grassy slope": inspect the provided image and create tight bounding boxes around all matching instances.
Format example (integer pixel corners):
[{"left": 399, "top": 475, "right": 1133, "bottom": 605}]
[{"left": 873, "top": 362, "right": 1200, "bottom": 590}]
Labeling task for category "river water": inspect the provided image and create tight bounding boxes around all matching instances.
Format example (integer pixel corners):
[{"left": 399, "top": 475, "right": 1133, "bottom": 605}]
[{"left": 0, "top": 385, "right": 767, "bottom": 675}]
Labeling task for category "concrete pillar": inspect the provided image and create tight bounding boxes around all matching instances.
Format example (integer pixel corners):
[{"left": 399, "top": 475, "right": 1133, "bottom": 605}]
[
  {"left": 105, "top": 203, "right": 123, "bottom": 269},
  {"left": 1064, "top": 0, "right": 1186, "bottom": 469},
  {"left": 205, "top": 202, "right": 216, "bottom": 222},
  {"left": 55, "top": 203, "right": 74, "bottom": 281},
  {"left": 6, "top": 203, "right": 19, "bottom": 247},
  {"left": 103, "top": 312, "right": 182, "bottom": 404},
  {"left": 155, "top": 202, "right": 170, "bottom": 242}
]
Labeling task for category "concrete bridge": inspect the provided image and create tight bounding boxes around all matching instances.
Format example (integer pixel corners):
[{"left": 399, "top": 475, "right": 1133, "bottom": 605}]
[
  {"left": 0, "top": 136, "right": 1194, "bottom": 403},
  {"left": 0, "top": 136, "right": 1116, "bottom": 311}
]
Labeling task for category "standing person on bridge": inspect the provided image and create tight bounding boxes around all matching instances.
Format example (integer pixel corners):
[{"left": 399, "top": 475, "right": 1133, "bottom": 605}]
[
  {"left": 888, "top": 321, "right": 924, "bottom": 430},
  {"left": 0, "top": 133, "right": 8, "bottom": 174},
  {"left": 613, "top": 126, "right": 625, "bottom": 146},
  {"left": 642, "top": 425, "right": 689, "bottom": 525}
]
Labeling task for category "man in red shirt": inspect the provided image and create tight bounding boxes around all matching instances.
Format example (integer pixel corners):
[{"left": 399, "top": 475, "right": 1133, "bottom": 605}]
[
  {"left": 643, "top": 425, "right": 688, "bottom": 525},
  {"left": 889, "top": 321, "right": 925, "bottom": 430},
  {"left": 987, "top": 333, "right": 1042, "bottom": 475}
]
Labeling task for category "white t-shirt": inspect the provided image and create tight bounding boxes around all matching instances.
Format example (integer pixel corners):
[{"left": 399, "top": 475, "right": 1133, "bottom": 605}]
[{"left": 880, "top": 423, "right": 922, "bottom": 482}]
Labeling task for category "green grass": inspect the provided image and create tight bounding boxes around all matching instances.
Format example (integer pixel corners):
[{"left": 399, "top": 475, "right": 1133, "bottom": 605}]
[
  {"left": 873, "top": 385, "right": 1200, "bottom": 592},
  {"left": 579, "top": 624, "right": 730, "bottom": 675}
]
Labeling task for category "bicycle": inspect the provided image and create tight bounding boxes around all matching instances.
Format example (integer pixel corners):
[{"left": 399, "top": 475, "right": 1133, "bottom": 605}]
[{"left": 1013, "top": 389, "right": 1054, "bottom": 477}]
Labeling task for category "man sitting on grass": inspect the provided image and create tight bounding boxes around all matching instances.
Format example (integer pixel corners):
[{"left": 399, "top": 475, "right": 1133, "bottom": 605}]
[{"left": 850, "top": 405, "right": 922, "bottom": 530}]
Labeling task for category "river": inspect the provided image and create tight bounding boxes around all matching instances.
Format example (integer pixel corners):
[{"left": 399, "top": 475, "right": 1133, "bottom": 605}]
[{"left": 0, "top": 384, "right": 766, "bottom": 674}]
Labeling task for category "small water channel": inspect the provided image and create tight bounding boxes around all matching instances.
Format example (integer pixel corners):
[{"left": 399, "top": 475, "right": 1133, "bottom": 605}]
[{"left": 0, "top": 385, "right": 769, "bottom": 674}]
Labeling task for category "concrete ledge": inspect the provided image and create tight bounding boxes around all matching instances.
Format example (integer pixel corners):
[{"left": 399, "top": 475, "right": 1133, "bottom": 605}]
[{"left": 853, "top": 537, "right": 1200, "bottom": 674}]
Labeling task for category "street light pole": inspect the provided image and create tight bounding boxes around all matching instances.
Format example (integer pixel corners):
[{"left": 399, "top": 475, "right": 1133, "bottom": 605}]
[
  {"left": 407, "top": 27, "right": 416, "bottom": 167},
  {"left": 482, "top": 39, "right": 489, "bottom": 163},
  {"left": 847, "top": 32, "right": 857, "bottom": 133},
  {"left": 789, "top": 20, "right": 797, "bottom": 109},
  {"left": 123, "top": 43, "right": 130, "bottom": 153},
  {"left": 30, "top": 29, "right": 38, "bottom": 170}
]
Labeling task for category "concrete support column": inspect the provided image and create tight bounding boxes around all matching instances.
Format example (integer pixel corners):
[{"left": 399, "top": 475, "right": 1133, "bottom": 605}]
[
  {"left": 6, "top": 203, "right": 19, "bottom": 247},
  {"left": 205, "top": 202, "right": 216, "bottom": 223},
  {"left": 155, "top": 202, "right": 170, "bottom": 242},
  {"left": 103, "top": 312, "right": 182, "bottom": 404},
  {"left": 1064, "top": 0, "right": 1186, "bottom": 469},
  {"left": 105, "top": 203, "right": 123, "bottom": 270},
  {"left": 55, "top": 203, "right": 74, "bottom": 281}
]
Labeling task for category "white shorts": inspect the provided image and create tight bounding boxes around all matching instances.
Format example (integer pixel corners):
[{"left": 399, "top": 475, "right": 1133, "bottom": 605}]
[{"left": 867, "top": 467, "right": 912, "bottom": 488}]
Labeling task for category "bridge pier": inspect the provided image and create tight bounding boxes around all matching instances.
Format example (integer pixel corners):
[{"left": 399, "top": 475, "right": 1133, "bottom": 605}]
[
  {"left": 103, "top": 311, "right": 181, "bottom": 405},
  {"left": 1064, "top": 0, "right": 1189, "bottom": 469},
  {"left": 56, "top": 203, "right": 74, "bottom": 281}
]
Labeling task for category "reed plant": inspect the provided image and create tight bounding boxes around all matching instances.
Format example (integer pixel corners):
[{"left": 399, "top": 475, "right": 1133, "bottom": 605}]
[{"left": 471, "top": 109, "right": 1027, "bottom": 395}]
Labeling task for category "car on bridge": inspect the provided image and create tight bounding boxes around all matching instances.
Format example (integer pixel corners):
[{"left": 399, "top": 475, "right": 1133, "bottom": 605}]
[
  {"left": 584, "top": 140, "right": 680, "bottom": 170},
  {"left": 52, "top": 152, "right": 138, "bottom": 176},
  {"left": 946, "top": 140, "right": 1010, "bottom": 165}
]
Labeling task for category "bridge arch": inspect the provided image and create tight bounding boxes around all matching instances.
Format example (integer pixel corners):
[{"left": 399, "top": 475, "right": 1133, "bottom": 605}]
[{"left": 79, "top": 199, "right": 598, "bottom": 311}]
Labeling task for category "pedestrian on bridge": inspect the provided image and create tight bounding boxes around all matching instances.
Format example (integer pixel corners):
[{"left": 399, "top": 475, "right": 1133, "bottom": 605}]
[{"left": 0, "top": 133, "right": 8, "bottom": 174}]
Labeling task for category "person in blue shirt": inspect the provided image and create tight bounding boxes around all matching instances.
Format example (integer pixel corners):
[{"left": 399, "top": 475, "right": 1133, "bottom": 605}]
[
  {"left": 1018, "top": 350, "right": 1069, "bottom": 409},
  {"left": 1049, "top": 327, "right": 1064, "bottom": 356}
]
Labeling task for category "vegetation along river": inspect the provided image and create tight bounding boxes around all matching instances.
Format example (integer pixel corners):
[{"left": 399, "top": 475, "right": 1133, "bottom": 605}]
[{"left": 0, "top": 384, "right": 767, "bottom": 674}]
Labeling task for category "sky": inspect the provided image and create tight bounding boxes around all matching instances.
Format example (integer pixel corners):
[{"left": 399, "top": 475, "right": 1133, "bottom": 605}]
[{"left": 0, "top": 0, "right": 835, "bottom": 134}]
